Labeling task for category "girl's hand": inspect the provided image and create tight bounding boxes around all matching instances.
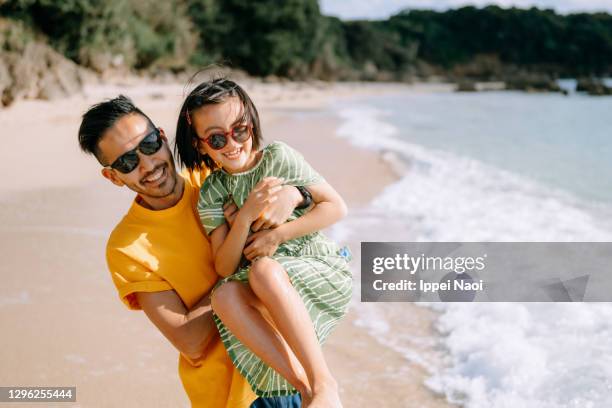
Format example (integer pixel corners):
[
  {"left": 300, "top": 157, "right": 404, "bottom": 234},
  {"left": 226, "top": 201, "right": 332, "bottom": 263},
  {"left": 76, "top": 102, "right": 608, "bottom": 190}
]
[
  {"left": 240, "top": 177, "right": 284, "bottom": 223},
  {"left": 223, "top": 201, "right": 239, "bottom": 228},
  {"left": 251, "top": 185, "right": 303, "bottom": 232},
  {"left": 243, "top": 229, "right": 282, "bottom": 261}
]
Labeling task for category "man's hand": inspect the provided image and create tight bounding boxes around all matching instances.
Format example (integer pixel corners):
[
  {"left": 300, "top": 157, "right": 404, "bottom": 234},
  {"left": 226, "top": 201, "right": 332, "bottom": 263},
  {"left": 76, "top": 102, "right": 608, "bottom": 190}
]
[
  {"left": 251, "top": 185, "right": 303, "bottom": 232},
  {"left": 243, "top": 229, "right": 282, "bottom": 261}
]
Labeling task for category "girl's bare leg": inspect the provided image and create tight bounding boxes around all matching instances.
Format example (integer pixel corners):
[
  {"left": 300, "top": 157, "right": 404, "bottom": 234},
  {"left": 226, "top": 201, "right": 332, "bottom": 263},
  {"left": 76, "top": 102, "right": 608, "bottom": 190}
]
[
  {"left": 248, "top": 257, "right": 342, "bottom": 408},
  {"left": 211, "top": 281, "right": 311, "bottom": 401}
]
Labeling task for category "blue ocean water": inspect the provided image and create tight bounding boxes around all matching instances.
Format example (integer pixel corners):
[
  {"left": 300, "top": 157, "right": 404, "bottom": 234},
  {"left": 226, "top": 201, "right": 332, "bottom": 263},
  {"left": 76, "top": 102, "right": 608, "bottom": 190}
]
[
  {"left": 331, "top": 87, "right": 612, "bottom": 408},
  {"left": 366, "top": 89, "right": 612, "bottom": 205}
]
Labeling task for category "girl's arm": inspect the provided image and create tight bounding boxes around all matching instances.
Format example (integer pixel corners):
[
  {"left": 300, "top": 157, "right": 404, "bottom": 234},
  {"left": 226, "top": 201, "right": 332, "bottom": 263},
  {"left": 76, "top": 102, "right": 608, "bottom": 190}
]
[
  {"left": 210, "top": 217, "right": 249, "bottom": 278},
  {"left": 210, "top": 177, "right": 283, "bottom": 277},
  {"left": 222, "top": 185, "right": 304, "bottom": 231},
  {"left": 243, "top": 181, "right": 347, "bottom": 260}
]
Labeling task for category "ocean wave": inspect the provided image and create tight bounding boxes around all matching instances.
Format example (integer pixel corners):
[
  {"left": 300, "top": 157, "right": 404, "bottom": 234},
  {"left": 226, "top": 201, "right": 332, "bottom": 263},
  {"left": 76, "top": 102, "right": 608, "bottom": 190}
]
[
  {"left": 334, "top": 103, "right": 612, "bottom": 408},
  {"left": 335, "top": 104, "right": 612, "bottom": 242},
  {"left": 427, "top": 303, "right": 612, "bottom": 408}
]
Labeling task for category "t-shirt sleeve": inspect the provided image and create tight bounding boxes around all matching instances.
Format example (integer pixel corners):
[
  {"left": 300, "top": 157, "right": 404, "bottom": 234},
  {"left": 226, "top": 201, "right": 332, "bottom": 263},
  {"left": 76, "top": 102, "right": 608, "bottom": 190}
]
[
  {"left": 106, "top": 245, "right": 172, "bottom": 310},
  {"left": 268, "top": 141, "right": 325, "bottom": 186},
  {"left": 181, "top": 166, "right": 211, "bottom": 189},
  {"left": 197, "top": 173, "right": 230, "bottom": 235}
]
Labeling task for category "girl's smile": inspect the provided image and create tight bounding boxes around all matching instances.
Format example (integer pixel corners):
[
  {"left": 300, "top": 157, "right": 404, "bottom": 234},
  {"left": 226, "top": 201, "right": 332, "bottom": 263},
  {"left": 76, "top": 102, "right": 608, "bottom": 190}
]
[{"left": 223, "top": 146, "right": 244, "bottom": 160}]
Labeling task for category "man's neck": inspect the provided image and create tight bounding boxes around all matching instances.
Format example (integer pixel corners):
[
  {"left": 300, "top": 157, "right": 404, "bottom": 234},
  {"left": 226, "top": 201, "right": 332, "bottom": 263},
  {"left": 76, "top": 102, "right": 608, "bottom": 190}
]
[{"left": 138, "top": 176, "right": 185, "bottom": 211}]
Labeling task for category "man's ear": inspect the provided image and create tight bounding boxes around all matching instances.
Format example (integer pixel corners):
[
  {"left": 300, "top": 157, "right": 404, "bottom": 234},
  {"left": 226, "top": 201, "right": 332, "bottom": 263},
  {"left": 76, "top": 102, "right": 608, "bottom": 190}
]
[
  {"left": 101, "top": 167, "right": 125, "bottom": 187},
  {"left": 159, "top": 127, "right": 168, "bottom": 143}
]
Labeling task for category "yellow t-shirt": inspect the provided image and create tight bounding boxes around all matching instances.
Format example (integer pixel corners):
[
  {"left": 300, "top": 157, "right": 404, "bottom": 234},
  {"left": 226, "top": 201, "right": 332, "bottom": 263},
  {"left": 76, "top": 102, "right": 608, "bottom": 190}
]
[{"left": 106, "top": 169, "right": 256, "bottom": 408}]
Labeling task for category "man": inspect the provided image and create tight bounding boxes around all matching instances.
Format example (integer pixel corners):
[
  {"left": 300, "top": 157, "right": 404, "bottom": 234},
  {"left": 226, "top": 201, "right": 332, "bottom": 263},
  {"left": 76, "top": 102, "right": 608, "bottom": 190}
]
[{"left": 78, "top": 95, "right": 307, "bottom": 407}]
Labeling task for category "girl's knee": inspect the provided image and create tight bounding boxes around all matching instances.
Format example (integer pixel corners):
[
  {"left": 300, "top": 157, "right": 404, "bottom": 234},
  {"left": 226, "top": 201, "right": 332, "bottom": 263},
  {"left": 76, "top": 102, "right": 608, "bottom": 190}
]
[
  {"left": 249, "top": 257, "right": 289, "bottom": 289},
  {"left": 250, "top": 257, "right": 280, "bottom": 276}
]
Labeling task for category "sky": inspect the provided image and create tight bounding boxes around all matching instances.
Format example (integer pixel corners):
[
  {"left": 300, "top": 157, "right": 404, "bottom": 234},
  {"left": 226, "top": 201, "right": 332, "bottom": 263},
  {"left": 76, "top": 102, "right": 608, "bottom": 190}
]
[{"left": 319, "top": 0, "right": 612, "bottom": 20}]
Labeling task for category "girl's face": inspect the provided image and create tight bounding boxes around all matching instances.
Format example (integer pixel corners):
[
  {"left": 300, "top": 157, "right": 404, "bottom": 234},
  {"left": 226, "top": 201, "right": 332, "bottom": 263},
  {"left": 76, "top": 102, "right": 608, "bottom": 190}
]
[{"left": 192, "top": 97, "right": 256, "bottom": 174}]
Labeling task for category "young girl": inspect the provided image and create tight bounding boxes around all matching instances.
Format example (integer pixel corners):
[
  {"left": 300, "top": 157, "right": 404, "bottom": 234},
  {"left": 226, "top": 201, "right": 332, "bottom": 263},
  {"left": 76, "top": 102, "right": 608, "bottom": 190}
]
[{"left": 175, "top": 78, "right": 352, "bottom": 407}]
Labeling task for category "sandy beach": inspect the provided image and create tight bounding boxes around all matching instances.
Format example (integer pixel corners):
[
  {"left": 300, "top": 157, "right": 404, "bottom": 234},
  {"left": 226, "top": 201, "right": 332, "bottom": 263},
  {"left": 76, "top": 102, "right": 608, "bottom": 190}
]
[{"left": 0, "top": 78, "right": 454, "bottom": 407}]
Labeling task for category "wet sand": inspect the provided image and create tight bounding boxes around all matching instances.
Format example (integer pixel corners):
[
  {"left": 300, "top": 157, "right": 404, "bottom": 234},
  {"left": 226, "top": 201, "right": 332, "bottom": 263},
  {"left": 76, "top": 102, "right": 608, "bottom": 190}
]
[{"left": 0, "top": 80, "right": 454, "bottom": 407}]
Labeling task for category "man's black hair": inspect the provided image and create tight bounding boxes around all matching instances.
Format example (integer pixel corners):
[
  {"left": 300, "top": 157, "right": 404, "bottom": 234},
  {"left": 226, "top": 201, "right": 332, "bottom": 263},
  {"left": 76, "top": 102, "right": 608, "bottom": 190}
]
[
  {"left": 174, "top": 78, "right": 263, "bottom": 171},
  {"left": 78, "top": 95, "right": 154, "bottom": 165}
]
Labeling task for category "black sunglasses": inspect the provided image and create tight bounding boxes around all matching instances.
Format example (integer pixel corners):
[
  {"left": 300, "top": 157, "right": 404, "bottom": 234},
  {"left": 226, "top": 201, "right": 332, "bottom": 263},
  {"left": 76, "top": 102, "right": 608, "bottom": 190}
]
[{"left": 106, "top": 128, "right": 163, "bottom": 174}]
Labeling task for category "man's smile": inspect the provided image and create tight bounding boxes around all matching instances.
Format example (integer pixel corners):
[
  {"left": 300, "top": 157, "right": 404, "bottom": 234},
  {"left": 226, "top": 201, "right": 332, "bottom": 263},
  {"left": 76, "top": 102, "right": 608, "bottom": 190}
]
[{"left": 142, "top": 164, "right": 166, "bottom": 185}]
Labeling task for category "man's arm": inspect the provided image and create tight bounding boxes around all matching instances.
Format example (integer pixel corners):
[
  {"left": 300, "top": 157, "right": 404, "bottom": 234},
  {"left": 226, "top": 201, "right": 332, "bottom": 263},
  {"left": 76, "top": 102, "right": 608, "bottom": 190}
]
[
  {"left": 273, "top": 182, "right": 347, "bottom": 242},
  {"left": 136, "top": 290, "right": 215, "bottom": 361},
  {"left": 243, "top": 182, "right": 346, "bottom": 260}
]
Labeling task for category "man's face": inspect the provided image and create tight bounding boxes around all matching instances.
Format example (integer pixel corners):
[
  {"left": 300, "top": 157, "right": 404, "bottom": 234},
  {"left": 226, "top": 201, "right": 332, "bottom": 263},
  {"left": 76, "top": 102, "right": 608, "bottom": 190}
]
[{"left": 98, "top": 113, "right": 179, "bottom": 200}]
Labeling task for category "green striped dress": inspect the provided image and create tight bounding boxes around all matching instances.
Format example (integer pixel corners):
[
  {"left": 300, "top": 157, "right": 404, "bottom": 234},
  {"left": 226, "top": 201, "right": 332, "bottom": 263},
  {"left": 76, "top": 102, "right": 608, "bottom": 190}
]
[{"left": 197, "top": 141, "right": 352, "bottom": 397}]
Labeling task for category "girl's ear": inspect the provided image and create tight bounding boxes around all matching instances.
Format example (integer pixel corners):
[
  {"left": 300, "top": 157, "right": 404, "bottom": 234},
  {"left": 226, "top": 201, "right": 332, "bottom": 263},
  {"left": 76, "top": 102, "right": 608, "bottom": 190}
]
[{"left": 193, "top": 140, "right": 203, "bottom": 157}]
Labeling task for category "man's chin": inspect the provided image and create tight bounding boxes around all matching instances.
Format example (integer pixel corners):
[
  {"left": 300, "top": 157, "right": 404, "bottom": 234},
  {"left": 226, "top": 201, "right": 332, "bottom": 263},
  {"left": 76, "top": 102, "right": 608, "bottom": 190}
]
[
  {"left": 148, "top": 177, "right": 177, "bottom": 198},
  {"left": 134, "top": 169, "right": 179, "bottom": 199}
]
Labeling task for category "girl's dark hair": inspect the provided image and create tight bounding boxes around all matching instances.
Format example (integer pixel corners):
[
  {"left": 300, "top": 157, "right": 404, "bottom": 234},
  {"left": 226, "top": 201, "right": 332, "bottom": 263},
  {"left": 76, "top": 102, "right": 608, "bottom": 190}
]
[{"left": 174, "top": 78, "right": 262, "bottom": 171}]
